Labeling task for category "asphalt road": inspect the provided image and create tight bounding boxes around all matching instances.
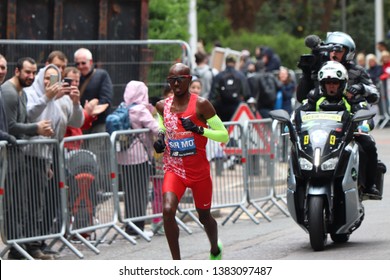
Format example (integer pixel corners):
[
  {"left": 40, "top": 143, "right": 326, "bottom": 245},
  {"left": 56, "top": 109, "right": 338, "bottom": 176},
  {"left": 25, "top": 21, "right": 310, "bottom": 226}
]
[
  {"left": 3, "top": 127, "right": 389, "bottom": 280},
  {"left": 49, "top": 127, "right": 390, "bottom": 261}
]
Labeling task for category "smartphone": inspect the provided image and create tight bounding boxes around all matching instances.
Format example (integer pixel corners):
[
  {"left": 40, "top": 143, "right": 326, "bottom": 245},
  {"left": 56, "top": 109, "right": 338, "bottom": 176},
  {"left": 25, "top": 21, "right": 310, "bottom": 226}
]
[
  {"left": 50, "top": 74, "right": 58, "bottom": 86},
  {"left": 63, "top": 77, "right": 73, "bottom": 87}
]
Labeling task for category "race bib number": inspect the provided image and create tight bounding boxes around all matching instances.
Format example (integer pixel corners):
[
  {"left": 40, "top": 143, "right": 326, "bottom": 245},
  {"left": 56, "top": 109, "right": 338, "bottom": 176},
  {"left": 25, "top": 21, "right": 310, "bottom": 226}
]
[{"left": 169, "top": 137, "right": 196, "bottom": 157}]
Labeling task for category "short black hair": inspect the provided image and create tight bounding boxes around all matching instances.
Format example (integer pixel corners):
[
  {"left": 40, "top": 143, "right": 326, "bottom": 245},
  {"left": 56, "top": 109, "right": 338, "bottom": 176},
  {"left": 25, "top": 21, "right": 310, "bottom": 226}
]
[{"left": 16, "top": 57, "right": 36, "bottom": 71}]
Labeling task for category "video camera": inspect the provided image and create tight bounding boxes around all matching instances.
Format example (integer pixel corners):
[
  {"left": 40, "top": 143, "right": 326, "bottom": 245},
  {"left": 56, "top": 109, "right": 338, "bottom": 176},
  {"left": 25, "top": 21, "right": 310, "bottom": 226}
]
[{"left": 297, "top": 35, "right": 343, "bottom": 76}]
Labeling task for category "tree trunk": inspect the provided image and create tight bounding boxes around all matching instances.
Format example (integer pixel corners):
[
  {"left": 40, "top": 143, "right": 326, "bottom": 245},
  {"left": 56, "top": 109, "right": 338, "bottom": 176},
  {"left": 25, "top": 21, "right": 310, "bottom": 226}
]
[
  {"left": 320, "top": 0, "right": 337, "bottom": 32},
  {"left": 225, "top": 0, "right": 265, "bottom": 31}
]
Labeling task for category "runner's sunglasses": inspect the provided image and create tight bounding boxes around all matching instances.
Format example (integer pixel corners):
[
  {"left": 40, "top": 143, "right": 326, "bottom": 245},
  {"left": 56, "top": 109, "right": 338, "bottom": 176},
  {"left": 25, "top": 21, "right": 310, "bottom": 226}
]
[{"left": 167, "top": 75, "right": 192, "bottom": 84}]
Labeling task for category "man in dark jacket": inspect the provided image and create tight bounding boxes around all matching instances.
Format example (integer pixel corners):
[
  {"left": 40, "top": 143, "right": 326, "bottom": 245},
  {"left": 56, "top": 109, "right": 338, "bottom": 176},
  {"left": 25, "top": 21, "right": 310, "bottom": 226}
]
[
  {"left": 247, "top": 61, "right": 281, "bottom": 118},
  {"left": 74, "top": 48, "right": 113, "bottom": 133},
  {"left": 209, "top": 55, "right": 250, "bottom": 121}
]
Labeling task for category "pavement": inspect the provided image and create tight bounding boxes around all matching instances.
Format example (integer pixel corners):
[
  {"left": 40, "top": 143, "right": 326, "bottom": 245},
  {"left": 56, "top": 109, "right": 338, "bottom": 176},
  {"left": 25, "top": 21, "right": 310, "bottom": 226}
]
[{"left": 1, "top": 126, "right": 390, "bottom": 261}]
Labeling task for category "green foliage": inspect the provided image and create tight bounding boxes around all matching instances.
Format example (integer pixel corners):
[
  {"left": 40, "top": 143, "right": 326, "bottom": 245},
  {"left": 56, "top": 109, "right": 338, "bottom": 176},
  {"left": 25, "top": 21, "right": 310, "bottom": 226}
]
[
  {"left": 149, "top": 0, "right": 189, "bottom": 40},
  {"left": 148, "top": 0, "right": 390, "bottom": 70},
  {"left": 330, "top": 0, "right": 376, "bottom": 53},
  {"left": 220, "top": 31, "right": 308, "bottom": 70},
  {"left": 197, "top": 0, "right": 232, "bottom": 52}
]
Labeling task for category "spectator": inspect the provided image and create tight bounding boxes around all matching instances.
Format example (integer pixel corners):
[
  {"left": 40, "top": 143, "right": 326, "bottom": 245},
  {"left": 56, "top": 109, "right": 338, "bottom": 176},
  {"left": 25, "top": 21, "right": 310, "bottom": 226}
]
[
  {"left": 1, "top": 57, "right": 54, "bottom": 260},
  {"left": 192, "top": 52, "right": 214, "bottom": 99},
  {"left": 25, "top": 64, "right": 84, "bottom": 142},
  {"left": 46, "top": 50, "right": 68, "bottom": 77},
  {"left": 366, "top": 53, "right": 383, "bottom": 86},
  {"left": 261, "top": 47, "right": 281, "bottom": 73},
  {"left": 356, "top": 52, "right": 366, "bottom": 68},
  {"left": 209, "top": 55, "right": 250, "bottom": 121},
  {"left": 116, "top": 81, "right": 159, "bottom": 237},
  {"left": 377, "top": 41, "right": 389, "bottom": 53},
  {"left": 0, "top": 54, "right": 7, "bottom": 84},
  {"left": 189, "top": 79, "right": 202, "bottom": 95},
  {"left": 277, "top": 66, "right": 296, "bottom": 114},
  {"left": 74, "top": 48, "right": 113, "bottom": 134},
  {"left": 380, "top": 51, "right": 390, "bottom": 81},
  {"left": 245, "top": 62, "right": 257, "bottom": 78},
  {"left": 25, "top": 63, "right": 84, "bottom": 255},
  {"left": 376, "top": 41, "right": 389, "bottom": 61},
  {"left": 239, "top": 49, "right": 254, "bottom": 76},
  {"left": 1, "top": 57, "right": 53, "bottom": 140},
  {"left": 63, "top": 66, "right": 109, "bottom": 145},
  {"left": 0, "top": 54, "right": 17, "bottom": 145},
  {"left": 247, "top": 61, "right": 281, "bottom": 118}
]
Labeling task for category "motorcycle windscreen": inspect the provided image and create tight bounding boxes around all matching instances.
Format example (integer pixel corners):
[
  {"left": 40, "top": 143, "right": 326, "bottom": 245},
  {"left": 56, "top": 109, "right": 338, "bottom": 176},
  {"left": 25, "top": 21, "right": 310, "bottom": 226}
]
[{"left": 298, "top": 111, "right": 346, "bottom": 156}]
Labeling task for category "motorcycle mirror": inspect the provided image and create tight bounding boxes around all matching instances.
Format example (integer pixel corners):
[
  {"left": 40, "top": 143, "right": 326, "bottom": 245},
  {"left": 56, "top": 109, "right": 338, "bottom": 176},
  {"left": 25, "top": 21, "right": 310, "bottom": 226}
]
[
  {"left": 352, "top": 110, "right": 375, "bottom": 123},
  {"left": 269, "top": 109, "right": 291, "bottom": 122},
  {"left": 270, "top": 109, "right": 298, "bottom": 143}
]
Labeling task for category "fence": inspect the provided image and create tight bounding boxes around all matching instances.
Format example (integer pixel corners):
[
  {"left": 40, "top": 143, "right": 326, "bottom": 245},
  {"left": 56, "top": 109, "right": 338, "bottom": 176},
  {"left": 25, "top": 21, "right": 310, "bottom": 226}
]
[
  {"left": 0, "top": 139, "right": 82, "bottom": 260},
  {"left": 377, "top": 78, "right": 390, "bottom": 129},
  {"left": 0, "top": 39, "right": 191, "bottom": 106},
  {"left": 0, "top": 120, "right": 289, "bottom": 259}
]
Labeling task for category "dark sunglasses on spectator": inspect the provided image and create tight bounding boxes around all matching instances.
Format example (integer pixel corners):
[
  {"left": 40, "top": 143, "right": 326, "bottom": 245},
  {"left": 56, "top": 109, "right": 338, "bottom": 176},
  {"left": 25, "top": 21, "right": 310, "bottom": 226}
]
[
  {"left": 167, "top": 75, "right": 192, "bottom": 84},
  {"left": 75, "top": 61, "right": 88, "bottom": 66}
]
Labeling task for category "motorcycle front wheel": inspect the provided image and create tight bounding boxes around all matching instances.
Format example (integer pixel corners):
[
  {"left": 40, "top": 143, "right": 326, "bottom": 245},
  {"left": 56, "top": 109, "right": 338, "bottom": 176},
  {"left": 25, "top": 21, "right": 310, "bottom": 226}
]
[{"left": 308, "top": 196, "right": 328, "bottom": 251}]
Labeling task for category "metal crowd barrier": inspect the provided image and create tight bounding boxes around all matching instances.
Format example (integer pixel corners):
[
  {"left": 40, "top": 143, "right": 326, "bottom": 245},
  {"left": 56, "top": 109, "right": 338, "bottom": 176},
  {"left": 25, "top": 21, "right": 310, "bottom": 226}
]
[
  {"left": 377, "top": 79, "right": 390, "bottom": 129},
  {"left": 0, "top": 125, "right": 292, "bottom": 259},
  {"left": 60, "top": 132, "right": 136, "bottom": 256},
  {"left": 177, "top": 122, "right": 260, "bottom": 226},
  {"left": 108, "top": 129, "right": 192, "bottom": 243},
  {"left": 0, "top": 139, "right": 81, "bottom": 260}
]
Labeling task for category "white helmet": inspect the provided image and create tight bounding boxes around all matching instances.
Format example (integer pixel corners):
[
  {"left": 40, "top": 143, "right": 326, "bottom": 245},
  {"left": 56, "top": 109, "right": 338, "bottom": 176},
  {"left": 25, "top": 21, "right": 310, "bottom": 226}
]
[{"left": 318, "top": 61, "right": 348, "bottom": 99}]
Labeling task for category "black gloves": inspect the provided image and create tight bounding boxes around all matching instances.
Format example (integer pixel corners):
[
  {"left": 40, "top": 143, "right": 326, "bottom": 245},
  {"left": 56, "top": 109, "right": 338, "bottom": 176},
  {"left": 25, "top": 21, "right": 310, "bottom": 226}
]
[
  {"left": 7, "top": 135, "right": 17, "bottom": 146},
  {"left": 347, "top": 84, "right": 364, "bottom": 96},
  {"left": 0, "top": 132, "right": 17, "bottom": 146},
  {"left": 153, "top": 132, "right": 166, "bottom": 153},
  {"left": 180, "top": 117, "right": 204, "bottom": 135}
]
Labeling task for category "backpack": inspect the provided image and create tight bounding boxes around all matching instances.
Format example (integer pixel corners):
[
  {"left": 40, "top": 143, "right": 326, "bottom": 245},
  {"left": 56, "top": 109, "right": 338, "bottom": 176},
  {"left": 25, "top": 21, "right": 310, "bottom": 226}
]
[
  {"left": 217, "top": 71, "right": 242, "bottom": 104},
  {"left": 257, "top": 73, "right": 279, "bottom": 108},
  {"left": 106, "top": 102, "right": 136, "bottom": 151}
]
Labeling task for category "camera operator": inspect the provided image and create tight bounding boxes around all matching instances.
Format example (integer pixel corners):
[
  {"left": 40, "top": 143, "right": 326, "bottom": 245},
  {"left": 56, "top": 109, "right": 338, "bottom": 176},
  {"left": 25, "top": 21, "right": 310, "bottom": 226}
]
[
  {"left": 297, "top": 31, "right": 381, "bottom": 199},
  {"left": 297, "top": 32, "right": 379, "bottom": 105}
]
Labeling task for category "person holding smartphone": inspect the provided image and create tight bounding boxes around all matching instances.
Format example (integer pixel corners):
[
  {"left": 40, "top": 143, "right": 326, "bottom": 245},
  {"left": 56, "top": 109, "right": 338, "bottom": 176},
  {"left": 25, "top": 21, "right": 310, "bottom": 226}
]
[{"left": 22, "top": 64, "right": 84, "bottom": 259}]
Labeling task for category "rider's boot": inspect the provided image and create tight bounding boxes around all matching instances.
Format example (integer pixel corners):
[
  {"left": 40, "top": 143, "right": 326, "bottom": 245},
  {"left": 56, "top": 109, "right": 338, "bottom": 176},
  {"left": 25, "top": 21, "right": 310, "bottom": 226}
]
[{"left": 363, "top": 184, "right": 382, "bottom": 200}]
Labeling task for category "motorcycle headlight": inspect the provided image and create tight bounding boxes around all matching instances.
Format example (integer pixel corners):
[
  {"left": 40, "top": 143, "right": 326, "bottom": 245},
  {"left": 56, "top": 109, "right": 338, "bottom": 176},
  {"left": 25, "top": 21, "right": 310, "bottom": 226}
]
[
  {"left": 321, "top": 157, "right": 338, "bottom": 171},
  {"left": 299, "top": 158, "right": 313, "bottom": 170}
]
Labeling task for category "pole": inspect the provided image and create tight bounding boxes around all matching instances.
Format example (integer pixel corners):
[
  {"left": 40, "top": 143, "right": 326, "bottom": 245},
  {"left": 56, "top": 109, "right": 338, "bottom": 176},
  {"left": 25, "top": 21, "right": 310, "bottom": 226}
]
[
  {"left": 375, "top": 0, "right": 384, "bottom": 58},
  {"left": 188, "top": 0, "right": 197, "bottom": 69}
]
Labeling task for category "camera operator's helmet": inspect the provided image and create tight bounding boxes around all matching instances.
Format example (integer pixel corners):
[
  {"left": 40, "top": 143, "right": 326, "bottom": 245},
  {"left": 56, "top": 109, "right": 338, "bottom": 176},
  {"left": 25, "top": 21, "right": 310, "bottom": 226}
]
[
  {"left": 318, "top": 61, "right": 348, "bottom": 99},
  {"left": 325, "top": 31, "right": 356, "bottom": 62}
]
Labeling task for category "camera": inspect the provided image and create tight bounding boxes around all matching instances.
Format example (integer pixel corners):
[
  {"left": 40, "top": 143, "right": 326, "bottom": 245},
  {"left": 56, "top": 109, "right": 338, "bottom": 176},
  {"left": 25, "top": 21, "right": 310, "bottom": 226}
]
[
  {"left": 63, "top": 77, "right": 73, "bottom": 87},
  {"left": 298, "top": 34, "right": 343, "bottom": 76}
]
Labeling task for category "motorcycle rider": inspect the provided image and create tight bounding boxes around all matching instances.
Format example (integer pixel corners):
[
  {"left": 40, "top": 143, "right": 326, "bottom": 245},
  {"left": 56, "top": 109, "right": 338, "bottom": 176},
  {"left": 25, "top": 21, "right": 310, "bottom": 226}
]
[
  {"left": 297, "top": 60, "right": 381, "bottom": 198},
  {"left": 297, "top": 31, "right": 379, "bottom": 105}
]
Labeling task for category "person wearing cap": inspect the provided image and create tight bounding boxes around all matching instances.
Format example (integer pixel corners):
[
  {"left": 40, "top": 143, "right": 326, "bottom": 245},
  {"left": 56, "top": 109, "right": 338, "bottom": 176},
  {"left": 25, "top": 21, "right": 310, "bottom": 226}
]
[{"left": 209, "top": 54, "right": 250, "bottom": 121}]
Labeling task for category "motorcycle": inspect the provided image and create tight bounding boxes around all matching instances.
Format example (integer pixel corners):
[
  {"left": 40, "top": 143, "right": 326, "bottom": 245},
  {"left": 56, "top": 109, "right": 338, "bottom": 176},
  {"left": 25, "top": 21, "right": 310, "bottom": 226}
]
[{"left": 270, "top": 108, "right": 386, "bottom": 251}]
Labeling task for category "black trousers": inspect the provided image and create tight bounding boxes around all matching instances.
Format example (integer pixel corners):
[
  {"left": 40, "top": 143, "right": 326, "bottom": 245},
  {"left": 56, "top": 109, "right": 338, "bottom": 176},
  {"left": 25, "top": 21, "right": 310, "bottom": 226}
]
[{"left": 355, "top": 134, "right": 378, "bottom": 187}]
